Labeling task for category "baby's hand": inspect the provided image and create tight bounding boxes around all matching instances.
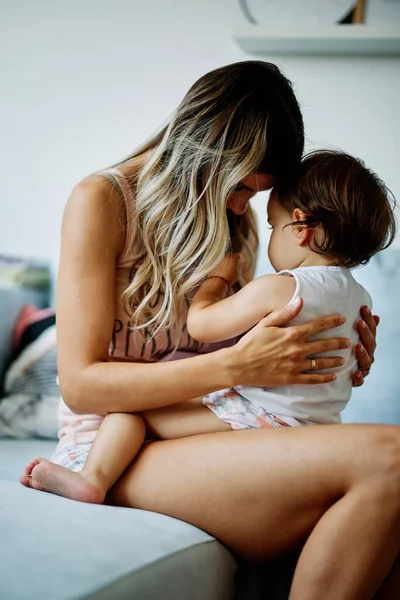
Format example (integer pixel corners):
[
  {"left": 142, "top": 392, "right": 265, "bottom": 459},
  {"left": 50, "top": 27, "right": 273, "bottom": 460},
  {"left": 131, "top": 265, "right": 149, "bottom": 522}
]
[{"left": 210, "top": 253, "right": 243, "bottom": 285}]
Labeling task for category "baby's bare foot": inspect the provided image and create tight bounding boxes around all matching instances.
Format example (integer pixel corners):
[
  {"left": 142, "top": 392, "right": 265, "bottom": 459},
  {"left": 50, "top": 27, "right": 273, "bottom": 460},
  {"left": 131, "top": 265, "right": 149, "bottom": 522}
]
[{"left": 20, "top": 457, "right": 105, "bottom": 504}]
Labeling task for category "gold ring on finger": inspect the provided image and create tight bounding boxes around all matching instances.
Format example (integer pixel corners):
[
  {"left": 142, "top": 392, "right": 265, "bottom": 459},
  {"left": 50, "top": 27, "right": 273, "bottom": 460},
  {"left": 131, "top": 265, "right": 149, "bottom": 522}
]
[{"left": 310, "top": 358, "right": 317, "bottom": 371}]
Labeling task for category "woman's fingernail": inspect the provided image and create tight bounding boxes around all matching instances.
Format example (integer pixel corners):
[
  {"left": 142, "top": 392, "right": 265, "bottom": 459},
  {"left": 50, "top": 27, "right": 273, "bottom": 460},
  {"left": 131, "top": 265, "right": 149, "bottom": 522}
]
[
  {"left": 362, "top": 306, "right": 370, "bottom": 316},
  {"left": 358, "top": 320, "right": 367, "bottom": 329},
  {"left": 291, "top": 297, "right": 301, "bottom": 307},
  {"left": 356, "top": 371, "right": 362, "bottom": 378},
  {"left": 344, "top": 339, "right": 351, "bottom": 348},
  {"left": 339, "top": 357, "right": 345, "bottom": 365},
  {"left": 356, "top": 343, "right": 364, "bottom": 352}
]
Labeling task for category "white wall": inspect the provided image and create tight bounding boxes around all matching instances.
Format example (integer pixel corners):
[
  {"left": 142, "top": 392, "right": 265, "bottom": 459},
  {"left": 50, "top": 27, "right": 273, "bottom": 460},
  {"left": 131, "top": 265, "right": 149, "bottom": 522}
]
[{"left": 1, "top": 0, "right": 399, "bottom": 270}]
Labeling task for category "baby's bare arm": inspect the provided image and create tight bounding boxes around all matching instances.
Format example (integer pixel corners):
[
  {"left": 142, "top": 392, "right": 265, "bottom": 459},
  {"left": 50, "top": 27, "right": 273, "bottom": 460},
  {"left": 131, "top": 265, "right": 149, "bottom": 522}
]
[{"left": 187, "top": 274, "right": 297, "bottom": 344}]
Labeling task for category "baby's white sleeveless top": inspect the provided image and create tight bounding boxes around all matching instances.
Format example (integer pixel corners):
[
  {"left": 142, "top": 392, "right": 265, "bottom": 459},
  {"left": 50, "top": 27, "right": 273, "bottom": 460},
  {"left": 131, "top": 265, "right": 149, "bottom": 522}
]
[{"left": 236, "top": 266, "right": 372, "bottom": 426}]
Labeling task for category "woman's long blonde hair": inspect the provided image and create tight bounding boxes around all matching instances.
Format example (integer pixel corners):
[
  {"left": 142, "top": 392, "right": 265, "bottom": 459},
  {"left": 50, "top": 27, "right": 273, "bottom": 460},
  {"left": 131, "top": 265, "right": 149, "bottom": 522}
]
[{"left": 110, "top": 61, "right": 304, "bottom": 348}]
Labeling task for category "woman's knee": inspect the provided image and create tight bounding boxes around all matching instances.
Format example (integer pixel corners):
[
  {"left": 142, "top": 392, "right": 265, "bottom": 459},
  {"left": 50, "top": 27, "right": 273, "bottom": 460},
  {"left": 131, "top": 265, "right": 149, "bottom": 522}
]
[{"left": 356, "top": 425, "right": 400, "bottom": 498}]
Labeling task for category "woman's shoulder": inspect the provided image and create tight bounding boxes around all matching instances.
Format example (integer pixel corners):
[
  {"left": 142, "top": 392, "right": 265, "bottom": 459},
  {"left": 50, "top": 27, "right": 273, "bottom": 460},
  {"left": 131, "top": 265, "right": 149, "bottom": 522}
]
[
  {"left": 74, "top": 153, "right": 148, "bottom": 219},
  {"left": 63, "top": 173, "right": 127, "bottom": 258},
  {"left": 65, "top": 151, "right": 151, "bottom": 261},
  {"left": 76, "top": 170, "right": 123, "bottom": 204}
]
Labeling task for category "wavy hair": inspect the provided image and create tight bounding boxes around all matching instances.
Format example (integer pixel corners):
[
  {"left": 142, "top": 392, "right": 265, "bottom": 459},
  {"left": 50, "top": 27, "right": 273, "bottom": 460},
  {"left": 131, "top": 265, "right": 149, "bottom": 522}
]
[
  {"left": 277, "top": 150, "right": 397, "bottom": 268},
  {"left": 110, "top": 61, "right": 304, "bottom": 347}
]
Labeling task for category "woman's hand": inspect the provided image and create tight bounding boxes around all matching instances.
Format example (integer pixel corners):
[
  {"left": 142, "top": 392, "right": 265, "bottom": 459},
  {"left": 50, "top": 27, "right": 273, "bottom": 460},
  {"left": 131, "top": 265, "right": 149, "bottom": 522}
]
[
  {"left": 353, "top": 305, "right": 379, "bottom": 387},
  {"left": 227, "top": 297, "right": 351, "bottom": 388}
]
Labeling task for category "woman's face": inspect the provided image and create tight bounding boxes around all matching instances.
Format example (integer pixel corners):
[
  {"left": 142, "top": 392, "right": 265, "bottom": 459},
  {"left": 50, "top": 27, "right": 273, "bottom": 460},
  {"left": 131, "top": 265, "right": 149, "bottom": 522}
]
[{"left": 227, "top": 172, "right": 275, "bottom": 215}]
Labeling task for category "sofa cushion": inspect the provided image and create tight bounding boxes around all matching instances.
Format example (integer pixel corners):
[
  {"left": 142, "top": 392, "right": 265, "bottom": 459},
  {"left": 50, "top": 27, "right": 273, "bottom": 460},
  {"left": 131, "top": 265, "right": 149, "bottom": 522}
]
[
  {"left": 0, "top": 286, "right": 49, "bottom": 392},
  {"left": 1, "top": 479, "right": 236, "bottom": 600},
  {"left": 0, "top": 438, "right": 56, "bottom": 481},
  {"left": 341, "top": 250, "right": 400, "bottom": 425},
  {"left": 0, "top": 324, "right": 59, "bottom": 440}
]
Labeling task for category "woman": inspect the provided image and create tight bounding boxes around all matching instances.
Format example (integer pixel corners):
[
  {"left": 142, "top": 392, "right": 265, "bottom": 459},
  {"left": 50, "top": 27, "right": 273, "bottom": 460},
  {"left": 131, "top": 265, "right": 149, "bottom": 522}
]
[{"left": 26, "top": 61, "right": 400, "bottom": 599}]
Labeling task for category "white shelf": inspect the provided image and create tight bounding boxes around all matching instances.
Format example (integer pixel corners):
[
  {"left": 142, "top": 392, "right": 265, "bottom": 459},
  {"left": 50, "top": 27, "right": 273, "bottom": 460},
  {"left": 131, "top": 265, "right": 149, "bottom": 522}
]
[{"left": 234, "top": 25, "right": 400, "bottom": 56}]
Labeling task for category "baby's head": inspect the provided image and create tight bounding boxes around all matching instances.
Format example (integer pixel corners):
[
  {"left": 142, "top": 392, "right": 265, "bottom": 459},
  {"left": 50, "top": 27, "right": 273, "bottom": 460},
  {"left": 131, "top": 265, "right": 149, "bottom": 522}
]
[{"left": 268, "top": 150, "right": 396, "bottom": 272}]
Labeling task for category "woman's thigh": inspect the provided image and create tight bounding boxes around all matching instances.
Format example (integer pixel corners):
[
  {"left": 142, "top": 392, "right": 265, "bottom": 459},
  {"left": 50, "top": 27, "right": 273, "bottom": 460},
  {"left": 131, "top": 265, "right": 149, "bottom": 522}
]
[{"left": 107, "top": 423, "right": 400, "bottom": 560}]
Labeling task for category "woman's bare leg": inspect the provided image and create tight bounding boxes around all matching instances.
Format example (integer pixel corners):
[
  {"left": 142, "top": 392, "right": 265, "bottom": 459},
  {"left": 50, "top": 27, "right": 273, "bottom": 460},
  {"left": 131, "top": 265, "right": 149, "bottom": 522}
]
[
  {"left": 107, "top": 421, "right": 400, "bottom": 600},
  {"left": 289, "top": 476, "right": 400, "bottom": 599}
]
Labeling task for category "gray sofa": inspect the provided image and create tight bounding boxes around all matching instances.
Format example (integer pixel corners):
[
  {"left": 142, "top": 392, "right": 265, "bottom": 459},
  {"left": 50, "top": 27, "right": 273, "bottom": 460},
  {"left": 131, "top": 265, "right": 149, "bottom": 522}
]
[
  {"left": 1, "top": 446, "right": 237, "bottom": 600},
  {"left": 1, "top": 250, "right": 399, "bottom": 600}
]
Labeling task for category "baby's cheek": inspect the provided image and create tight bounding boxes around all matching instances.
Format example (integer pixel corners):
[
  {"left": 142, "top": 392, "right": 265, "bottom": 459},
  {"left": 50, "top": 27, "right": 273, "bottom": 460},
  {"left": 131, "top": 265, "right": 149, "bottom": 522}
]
[{"left": 267, "top": 237, "right": 274, "bottom": 263}]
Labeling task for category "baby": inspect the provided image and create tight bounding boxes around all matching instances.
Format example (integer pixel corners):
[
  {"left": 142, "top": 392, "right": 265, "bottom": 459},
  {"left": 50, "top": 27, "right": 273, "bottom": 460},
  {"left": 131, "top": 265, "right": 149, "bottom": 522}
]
[
  {"left": 21, "top": 150, "right": 395, "bottom": 503},
  {"left": 190, "top": 150, "right": 396, "bottom": 429}
]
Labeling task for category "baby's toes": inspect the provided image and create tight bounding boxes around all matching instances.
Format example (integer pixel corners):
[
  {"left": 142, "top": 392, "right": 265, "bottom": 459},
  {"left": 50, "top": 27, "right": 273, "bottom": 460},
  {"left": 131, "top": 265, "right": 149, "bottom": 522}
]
[
  {"left": 21, "top": 457, "right": 45, "bottom": 486},
  {"left": 20, "top": 472, "right": 32, "bottom": 487},
  {"left": 24, "top": 457, "right": 43, "bottom": 475}
]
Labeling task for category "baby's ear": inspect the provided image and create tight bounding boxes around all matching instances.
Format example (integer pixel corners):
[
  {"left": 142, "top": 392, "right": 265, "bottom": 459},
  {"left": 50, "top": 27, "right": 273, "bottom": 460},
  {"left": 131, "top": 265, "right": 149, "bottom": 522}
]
[{"left": 292, "top": 208, "right": 313, "bottom": 247}]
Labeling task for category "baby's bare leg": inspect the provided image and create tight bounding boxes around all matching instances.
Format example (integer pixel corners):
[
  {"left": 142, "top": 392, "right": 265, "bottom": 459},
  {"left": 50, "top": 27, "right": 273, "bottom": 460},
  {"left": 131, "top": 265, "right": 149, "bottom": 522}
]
[
  {"left": 82, "top": 412, "right": 145, "bottom": 492},
  {"left": 142, "top": 397, "right": 231, "bottom": 439},
  {"left": 21, "top": 413, "right": 145, "bottom": 504}
]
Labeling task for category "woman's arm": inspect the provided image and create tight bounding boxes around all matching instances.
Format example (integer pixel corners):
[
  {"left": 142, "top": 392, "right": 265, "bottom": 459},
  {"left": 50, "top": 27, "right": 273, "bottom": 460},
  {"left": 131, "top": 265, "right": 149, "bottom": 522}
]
[
  {"left": 57, "top": 178, "right": 357, "bottom": 416},
  {"left": 188, "top": 273, "right": 296, "bottom": 343},
  {"left": 57, "top": 178, "right": 237, "bottom": 414}
]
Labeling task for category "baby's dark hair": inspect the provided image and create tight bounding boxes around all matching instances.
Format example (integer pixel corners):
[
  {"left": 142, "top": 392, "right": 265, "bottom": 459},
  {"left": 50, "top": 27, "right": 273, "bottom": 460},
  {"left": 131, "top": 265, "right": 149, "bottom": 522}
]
[{"left": 276, "top": 150, "right": 396, "bottom": 268}]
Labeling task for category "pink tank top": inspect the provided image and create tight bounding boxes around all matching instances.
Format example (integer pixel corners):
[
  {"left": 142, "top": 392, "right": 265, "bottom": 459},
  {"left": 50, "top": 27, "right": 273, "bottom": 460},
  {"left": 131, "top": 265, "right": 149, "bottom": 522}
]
[{"left": 57, "top": 167, "right": 237, "bottom": 447}]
